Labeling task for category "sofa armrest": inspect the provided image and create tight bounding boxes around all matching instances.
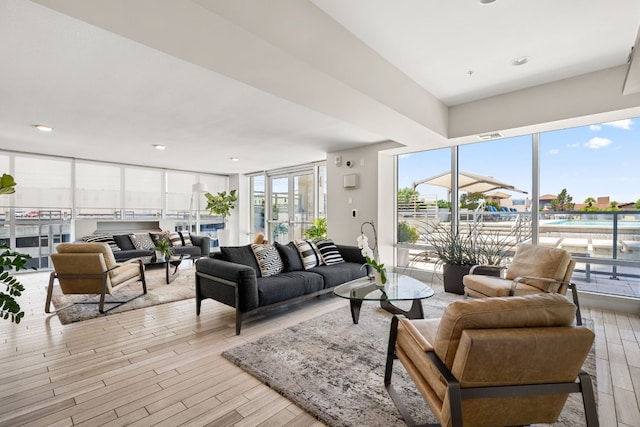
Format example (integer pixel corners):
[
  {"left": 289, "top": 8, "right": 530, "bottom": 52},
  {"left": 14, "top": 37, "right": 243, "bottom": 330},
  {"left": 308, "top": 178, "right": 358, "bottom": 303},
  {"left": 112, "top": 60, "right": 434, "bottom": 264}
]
[
  {"left": 190, "top": 235, "right": 211, "bottom": 257},
  {"left": 336, "top": 244, "right": 366, "bottom": 265},
  {"left": 195, "top": 257, "right": 259, "bottom": 312}
]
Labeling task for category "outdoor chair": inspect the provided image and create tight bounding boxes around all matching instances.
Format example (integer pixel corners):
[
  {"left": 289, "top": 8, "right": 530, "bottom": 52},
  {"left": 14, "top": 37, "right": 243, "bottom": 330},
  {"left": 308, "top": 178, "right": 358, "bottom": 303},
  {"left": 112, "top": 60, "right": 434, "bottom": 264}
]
[
  {"left": 462, "top": 243, "right": 583, "bottom": 324},
  {"left": 385, "top": 293, "right": 597, "bottom": 427},
  {"left": 46, "top": 242, "right": 147, "bottom": 314}
]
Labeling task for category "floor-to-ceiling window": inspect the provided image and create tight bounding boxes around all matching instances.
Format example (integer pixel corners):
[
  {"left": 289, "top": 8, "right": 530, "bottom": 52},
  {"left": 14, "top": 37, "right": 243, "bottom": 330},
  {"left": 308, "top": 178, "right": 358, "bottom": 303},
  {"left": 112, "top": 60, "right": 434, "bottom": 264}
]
[
  {"left": 539, "top": 118, "right": 640, "bottom": 296},
  {"left": 397, "top": 117, "right": 640, "bottom": 298},
  {"left": 0, "top": 150, "right": 228, "bottom": 269}
]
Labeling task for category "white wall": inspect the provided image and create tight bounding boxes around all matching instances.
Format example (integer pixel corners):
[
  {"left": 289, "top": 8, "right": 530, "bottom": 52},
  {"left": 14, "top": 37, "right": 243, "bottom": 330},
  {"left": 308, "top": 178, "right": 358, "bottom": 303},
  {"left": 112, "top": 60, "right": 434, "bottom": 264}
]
[{"left": 327, "top": 142, "right": 398, "bottom": 259}]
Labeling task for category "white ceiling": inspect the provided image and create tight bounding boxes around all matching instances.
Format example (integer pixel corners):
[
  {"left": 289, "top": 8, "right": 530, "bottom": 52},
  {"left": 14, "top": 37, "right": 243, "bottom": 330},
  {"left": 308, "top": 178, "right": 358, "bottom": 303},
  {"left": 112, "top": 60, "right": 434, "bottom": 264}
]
[{"left": 1, "top": 0, "right": 639, "bottom": 175}]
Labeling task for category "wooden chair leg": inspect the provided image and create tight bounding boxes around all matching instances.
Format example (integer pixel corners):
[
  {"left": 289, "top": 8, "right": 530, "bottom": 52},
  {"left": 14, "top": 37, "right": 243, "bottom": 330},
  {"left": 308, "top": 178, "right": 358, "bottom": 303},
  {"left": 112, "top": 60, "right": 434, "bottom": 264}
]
[{"left": 45, "top": 272, "right": 56, "bottom": 313}]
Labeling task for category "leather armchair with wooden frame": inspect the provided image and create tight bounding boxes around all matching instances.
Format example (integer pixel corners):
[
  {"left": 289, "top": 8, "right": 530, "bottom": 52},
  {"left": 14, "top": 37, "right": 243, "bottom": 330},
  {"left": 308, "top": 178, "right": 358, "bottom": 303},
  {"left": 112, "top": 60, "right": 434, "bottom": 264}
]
[
  {"left": 46, "top": 242, "right": 147, "bottom": 314},
  {"left": 385, "top": 293, "right": 597, "bottom": 427}
]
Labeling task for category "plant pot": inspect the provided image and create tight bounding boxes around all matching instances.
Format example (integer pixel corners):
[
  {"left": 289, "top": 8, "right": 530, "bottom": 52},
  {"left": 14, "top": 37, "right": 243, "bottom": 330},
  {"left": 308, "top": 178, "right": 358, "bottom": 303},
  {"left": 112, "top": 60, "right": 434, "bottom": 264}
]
[
  {"left": 442, "top": 264, "right": 471, "bottom": 295},
  {"left": 154, "top": 251, "right": 166, "bottom": 262}
]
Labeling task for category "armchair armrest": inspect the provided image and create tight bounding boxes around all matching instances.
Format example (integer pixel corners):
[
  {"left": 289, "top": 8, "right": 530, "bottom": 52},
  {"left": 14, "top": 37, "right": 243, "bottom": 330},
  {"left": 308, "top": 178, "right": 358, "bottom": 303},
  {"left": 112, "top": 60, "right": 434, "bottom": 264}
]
[
  {"left": 469, "top": 264, "right": 506, "bottom": 275},
  {"left": 399, "top": 317, "right": 434, "bottom": 352}
]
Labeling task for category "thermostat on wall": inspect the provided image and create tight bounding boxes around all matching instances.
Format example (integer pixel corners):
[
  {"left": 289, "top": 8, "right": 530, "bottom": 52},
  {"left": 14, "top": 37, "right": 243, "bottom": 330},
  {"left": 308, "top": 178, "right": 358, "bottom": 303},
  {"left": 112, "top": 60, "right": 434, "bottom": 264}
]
[{"left": 343, "top": 173, "right": 358, "bottom": 189}]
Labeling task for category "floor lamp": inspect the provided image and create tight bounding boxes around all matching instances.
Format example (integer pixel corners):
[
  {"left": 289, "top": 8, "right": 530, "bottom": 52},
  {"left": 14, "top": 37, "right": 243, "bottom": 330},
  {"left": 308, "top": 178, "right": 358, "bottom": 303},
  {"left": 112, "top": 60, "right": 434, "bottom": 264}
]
[{"left": 189, "top": 182, "right": 208, "bottom": 234}]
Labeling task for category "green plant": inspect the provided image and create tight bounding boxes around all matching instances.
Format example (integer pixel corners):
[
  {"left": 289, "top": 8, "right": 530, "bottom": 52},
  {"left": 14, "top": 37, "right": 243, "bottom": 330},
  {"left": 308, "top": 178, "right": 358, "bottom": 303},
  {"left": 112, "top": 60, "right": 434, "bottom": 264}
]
[
  {"left": 551, "top": 188, "right": 574, "bottom": 211},
  {"left": 426, "top": 224, "right": 515, "bottom": 267},
  {"left": 0, "top": 173, "right": 32, "bottom": 323},
  {"left": 304, "top": 218, "right": 327, "bottom": 240},
  {"left": 154, "top": 238, "right": 173, "bottom": 256},
  {"left": 205, "top": 190, "right": 238, "bottom": 222},
  {"left": 397, "top": 221, "right": 419, "bottom": 243},
  {"left": 0, "top": 174, "right": 17, "bottom": 194}
]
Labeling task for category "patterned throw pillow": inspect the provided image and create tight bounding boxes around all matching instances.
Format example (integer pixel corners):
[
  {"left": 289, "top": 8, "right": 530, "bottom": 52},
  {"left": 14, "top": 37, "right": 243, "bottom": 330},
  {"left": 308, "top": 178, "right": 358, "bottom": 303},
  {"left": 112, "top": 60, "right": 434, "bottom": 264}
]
[
  {"left": 294, "top": 239, "right": 321, "bottom": 270},
  {"left": 251, "top": 244, "right": 283, "bottom": 277},
  {"left": 315, "top": 239, "right": 344, "bottom": 265},
  {"left": 179, "top": 231, "right": 193, "bottom": 246},
  {"left": 168, "top": 232, "right": 183, "bottom": 247},
  {"left": 129, "top": 233, "right": 156, "bottom": 250},
  {"left": 82, "top": 234, "right": 121, "bottom": 252}
]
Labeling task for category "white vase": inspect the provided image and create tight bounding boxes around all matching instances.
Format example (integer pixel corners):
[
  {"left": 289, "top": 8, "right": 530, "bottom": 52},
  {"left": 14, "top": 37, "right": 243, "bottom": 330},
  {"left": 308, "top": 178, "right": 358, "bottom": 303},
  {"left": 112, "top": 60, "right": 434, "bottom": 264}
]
[
  {"left": 154, "top": 251, "right": 165, "bottom": 262},
  {"left": 373, "top": 270, "right": 386, "bottom": 287}
]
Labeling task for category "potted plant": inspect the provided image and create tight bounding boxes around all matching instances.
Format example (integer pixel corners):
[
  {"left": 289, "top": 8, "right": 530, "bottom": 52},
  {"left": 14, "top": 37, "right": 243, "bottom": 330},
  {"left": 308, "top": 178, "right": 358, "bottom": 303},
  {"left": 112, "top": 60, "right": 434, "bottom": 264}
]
[
  {"left": 304, "top": 218, "right": 327, "bottom": 240},
  {"left": 205, "top": 190, "right": 238, "bottom": 224},
  {"left": 426, "top": 224, "right": 509, "bottom": 294},
  {"left": 0, "top": 173, "right": 32, "bottom": 323},
  {"left": 205, "top": 190, "right": 237, "bottom": 246},
  {"left": 154, "top": 237, "right": 173, "bottom": 261},
  {"left": 397, "top": 221, "right": 420, "bottom": 266}
]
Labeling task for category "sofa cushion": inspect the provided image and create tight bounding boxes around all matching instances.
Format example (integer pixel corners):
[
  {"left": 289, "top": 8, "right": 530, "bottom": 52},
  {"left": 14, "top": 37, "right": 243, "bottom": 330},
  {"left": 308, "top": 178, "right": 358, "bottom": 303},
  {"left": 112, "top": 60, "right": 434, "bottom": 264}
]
[
  {"left": 82, "top": 234, "right": 120, "bottom": 252},
  {"left": 257, "top": 271, "right": 324, "bottom": 306},
  {"left": 294, "top": 239, "right": 321, "bottom": 269},
  {"left": 179, "top": 231, "right": 193, "bottom": 246},
  {"left": 168, "top": 232, "right": 183, "bottom": 247},
  {"left": 172, "top": 245, "right": 202, "bottom": 258},
  {"left": 130, "top": 233, "right": 156, "bottom": 250},
  {"left": 221, "top": 245, "right": 261, "bottom": 276},
  {"left": 309, "top": 262, "right": 368, "bottom": 289},
  {"left": 113, "top": 234, "right": 136, "bottom": 251},
  {"left": 251, "top": 244, "right": 283, "bottom": 277},
  {"left": 315, "top": 239, "right": 345, "bottom": 265},
  {"left": 274, "top": 241, "right": 304, "bottom": 272}
]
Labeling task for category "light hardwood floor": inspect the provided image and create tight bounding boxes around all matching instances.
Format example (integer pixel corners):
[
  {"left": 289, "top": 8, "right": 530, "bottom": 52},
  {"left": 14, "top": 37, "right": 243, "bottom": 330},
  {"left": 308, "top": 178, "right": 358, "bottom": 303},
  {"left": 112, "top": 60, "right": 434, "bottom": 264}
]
[{"left": 1, "top": 269, "right": 639, "bottom": 427}]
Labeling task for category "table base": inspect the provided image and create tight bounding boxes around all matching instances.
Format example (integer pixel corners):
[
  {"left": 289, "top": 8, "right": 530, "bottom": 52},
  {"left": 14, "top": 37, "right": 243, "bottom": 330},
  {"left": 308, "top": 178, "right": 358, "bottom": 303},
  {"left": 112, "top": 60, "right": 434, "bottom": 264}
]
[{"left": 349, "top": 298, "right": 425, "bottom": 324}]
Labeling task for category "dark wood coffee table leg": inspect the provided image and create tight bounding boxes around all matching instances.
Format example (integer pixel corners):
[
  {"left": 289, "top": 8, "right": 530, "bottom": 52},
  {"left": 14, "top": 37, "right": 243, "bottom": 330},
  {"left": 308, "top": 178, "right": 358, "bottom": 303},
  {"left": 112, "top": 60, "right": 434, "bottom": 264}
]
[
  {"left": 380, "top": 298, "right": 424, "bottom": 319},
  {"left": 165, "top": 259, "right": 182, "bottom": 284},
  {"left": 350, "top": 299, "right": 363, "bottom": 324}
]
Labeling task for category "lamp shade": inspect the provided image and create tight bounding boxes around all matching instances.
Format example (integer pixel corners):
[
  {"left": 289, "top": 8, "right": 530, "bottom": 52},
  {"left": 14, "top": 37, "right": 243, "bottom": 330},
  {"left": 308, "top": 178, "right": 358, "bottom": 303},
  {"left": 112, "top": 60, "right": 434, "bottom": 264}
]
[{"left": 192, "top": 183, "right": 208, "bottom": 193}]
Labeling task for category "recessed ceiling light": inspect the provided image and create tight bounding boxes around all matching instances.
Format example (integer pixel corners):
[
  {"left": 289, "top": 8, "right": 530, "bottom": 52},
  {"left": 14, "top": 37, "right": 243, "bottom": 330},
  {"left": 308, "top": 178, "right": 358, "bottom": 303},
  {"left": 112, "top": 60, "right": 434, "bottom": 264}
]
[
  {"left": 152, "top": 144, "right": 166, "bottom": 150},
  {"left": 480, "top": 0, "right": 496, "bottom": 4},
  {"left": 511, "top": 56, "right": 531, "bottom": 66},
  {"left": 35, "top": 124, "right": 53, "bottom": 132},
  {"left": 230, "top": 157, "right": 239, "bottom": 162}
]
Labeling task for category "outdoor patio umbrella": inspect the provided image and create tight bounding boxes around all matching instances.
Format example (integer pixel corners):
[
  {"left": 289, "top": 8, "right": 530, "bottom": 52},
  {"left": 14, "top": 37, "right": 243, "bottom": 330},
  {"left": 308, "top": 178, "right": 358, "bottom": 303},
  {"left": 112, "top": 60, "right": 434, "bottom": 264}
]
[{"left": 412, "top": 171, "right": 528, "bottom": 194}]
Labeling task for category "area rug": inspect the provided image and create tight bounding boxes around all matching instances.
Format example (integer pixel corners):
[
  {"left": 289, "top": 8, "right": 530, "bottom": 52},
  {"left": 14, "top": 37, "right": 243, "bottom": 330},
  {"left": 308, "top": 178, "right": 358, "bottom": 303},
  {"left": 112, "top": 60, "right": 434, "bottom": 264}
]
[
  {"left": 49, "top": 265, "right": 196, "bottom": 324},
  {"left": 222, "top": 292, "right": 596, "bottom": 427}
]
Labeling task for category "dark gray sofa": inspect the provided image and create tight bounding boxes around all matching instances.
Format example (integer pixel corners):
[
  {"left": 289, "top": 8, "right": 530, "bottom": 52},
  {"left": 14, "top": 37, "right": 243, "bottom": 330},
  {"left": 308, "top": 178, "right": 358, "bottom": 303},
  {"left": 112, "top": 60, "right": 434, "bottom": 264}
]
[
  {"left": 195, "top": 242, "right": 368, "bottom": 334},
  {"left": 79, "top": 233, "right": 210, "bottom": 262}
]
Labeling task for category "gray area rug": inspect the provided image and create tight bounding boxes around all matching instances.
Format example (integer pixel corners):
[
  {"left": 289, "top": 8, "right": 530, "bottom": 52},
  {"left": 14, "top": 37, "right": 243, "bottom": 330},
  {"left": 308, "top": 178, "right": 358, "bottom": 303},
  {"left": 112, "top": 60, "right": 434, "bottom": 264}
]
[
  {"left": 50, "top": 264, "right": 195, "bottom": 324},
  {"left": 223, "top": 291, "right": 596, "bottom": 427}
]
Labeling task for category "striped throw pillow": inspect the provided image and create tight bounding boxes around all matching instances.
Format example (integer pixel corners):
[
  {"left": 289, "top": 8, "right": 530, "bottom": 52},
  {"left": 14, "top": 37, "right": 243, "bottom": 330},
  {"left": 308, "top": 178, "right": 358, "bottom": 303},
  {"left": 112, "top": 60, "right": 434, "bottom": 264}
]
[
  {"left": 168, "top": 232, "right": 183, "bottom": 247},
  {"left": 315, "top": 239, "right": 344, "bottom": 265},
  {"left": 294, "top": 239, "right": 321, "bottom": 269},
  {"left": 82, "top": 234, "right": 121, "bottom": 252},
  {"left": 179, "top": 231, "right": 193, "bottom": 246},
  {"left": 251, "top": 244, "right": 283, "bottom": 277}
]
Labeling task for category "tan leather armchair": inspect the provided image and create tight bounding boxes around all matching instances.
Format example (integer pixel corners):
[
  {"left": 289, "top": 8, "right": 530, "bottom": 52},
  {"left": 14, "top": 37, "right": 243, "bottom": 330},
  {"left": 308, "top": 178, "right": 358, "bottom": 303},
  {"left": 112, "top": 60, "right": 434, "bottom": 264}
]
[
  {"left": 462, "top": 243, "right": 583, "bottom": 324},
  {"left": 46, "top": 242, "right": 147, "bottom": 313},
  {"left": 385, "top": 294, "right": 597, "bottom": 427}
]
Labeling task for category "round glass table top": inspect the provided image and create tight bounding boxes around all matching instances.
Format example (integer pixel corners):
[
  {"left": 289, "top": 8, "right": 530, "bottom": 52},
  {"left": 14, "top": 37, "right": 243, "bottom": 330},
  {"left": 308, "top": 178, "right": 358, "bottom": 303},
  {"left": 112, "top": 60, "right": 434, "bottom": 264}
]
[{"left": 333, "top": 272, "right": 434, "bottom": 302}]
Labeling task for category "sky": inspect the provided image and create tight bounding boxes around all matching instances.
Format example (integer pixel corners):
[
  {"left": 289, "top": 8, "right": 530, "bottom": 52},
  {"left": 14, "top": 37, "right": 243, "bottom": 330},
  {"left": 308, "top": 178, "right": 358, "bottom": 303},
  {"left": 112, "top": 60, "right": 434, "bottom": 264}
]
[{"left": 398, "top": 117, "right": 640, "bottom": 205}]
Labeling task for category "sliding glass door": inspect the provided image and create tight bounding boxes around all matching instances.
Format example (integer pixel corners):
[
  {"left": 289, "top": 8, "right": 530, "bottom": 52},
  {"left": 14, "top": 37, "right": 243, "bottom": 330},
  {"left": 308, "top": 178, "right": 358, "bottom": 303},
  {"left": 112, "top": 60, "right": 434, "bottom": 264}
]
[{"left": 268, "top": 171, "right": 315, "bottom": 243}]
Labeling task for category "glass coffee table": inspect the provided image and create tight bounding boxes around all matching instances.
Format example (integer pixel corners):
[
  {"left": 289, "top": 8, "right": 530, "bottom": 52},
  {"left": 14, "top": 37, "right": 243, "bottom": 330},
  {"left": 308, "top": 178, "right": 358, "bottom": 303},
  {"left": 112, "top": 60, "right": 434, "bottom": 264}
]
[
  {"left": 333, "top": 272, "right": 434, "bottom": 324},
  {"left": 142, "top": 254, "right": 191, "bottom": 284}
]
